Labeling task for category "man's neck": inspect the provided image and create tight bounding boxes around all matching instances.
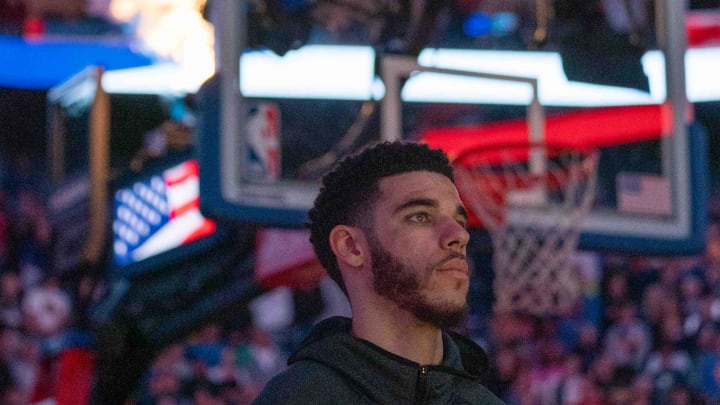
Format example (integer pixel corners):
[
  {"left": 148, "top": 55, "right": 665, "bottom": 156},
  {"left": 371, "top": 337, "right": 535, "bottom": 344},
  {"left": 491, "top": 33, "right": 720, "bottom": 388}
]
[{"left": 351, "top": 306, "right": 444, "bottom": 365}]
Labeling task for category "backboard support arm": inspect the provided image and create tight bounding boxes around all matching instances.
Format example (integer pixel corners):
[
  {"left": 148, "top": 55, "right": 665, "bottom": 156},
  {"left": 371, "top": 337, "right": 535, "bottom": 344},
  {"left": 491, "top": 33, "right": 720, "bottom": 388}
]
[{"left": 379, "top": 54, "right": 545, "bottom": 173}]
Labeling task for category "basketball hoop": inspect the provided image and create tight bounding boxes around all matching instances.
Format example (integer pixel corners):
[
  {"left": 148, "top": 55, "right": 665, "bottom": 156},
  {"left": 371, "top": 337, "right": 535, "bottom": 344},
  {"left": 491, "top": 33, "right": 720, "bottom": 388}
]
[{"left": 453, "top": 141, "right": 599, "bottom": 316}]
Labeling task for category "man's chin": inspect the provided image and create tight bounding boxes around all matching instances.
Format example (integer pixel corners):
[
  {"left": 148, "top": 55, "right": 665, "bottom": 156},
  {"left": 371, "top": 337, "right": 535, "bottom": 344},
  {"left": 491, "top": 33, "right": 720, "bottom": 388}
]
[{"left": 412, "top": 302, "right": 469, "bottom": 330}]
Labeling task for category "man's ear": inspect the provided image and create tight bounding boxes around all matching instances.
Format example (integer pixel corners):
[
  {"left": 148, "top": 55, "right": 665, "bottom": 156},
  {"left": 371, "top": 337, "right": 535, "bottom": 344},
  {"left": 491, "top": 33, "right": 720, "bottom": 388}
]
[{"left": 329, "top": 225, "right": 366, "bottom": 268}]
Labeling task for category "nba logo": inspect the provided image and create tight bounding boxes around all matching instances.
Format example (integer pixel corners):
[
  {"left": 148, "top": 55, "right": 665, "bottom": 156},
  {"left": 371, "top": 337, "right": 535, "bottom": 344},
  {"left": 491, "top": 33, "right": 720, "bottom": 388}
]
[{"left": 244, "top": 103, "right": 281, "bottom": 183}]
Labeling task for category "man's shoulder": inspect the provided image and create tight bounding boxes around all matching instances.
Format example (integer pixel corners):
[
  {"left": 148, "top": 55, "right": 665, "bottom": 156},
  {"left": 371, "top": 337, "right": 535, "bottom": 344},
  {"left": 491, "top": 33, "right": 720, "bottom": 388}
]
[
  {"left": 267, "top": 358, "right": 340, "bottom": 385},
  {"left": 251, "top": 358, "right": 508, "bottom": 405},
  {"left": 251, "top": 359, "right": 369, "bottom": 405}
]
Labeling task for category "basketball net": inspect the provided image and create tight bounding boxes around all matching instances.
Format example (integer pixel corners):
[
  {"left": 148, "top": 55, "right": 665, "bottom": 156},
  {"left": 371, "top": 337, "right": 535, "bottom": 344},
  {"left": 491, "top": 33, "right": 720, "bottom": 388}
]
[{"left": 454, "top": 143, "right": 599, "bottom": 316}]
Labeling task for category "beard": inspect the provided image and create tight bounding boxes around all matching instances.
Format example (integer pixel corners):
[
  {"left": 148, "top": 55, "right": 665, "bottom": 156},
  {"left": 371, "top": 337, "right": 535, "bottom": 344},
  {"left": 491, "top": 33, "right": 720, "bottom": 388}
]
[{"left": 368, "top": 236, "right": 469, "bottom": 329}]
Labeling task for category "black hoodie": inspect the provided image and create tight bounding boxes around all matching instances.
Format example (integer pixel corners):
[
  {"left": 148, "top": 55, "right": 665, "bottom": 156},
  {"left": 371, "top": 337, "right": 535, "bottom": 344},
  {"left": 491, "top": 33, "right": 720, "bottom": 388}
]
[{"left": 251, "top": 316, "right": 506, "bottom": 405}]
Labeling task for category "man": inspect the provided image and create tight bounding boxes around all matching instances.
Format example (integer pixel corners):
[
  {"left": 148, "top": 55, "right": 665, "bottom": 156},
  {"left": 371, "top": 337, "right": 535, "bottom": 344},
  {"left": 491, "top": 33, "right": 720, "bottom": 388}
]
[{"left": 252, "top": 141, "right": 505, "bottom": 404}]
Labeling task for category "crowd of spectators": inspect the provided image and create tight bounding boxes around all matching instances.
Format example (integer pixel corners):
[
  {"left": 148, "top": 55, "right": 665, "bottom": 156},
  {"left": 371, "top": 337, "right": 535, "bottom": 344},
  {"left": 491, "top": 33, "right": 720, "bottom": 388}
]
[
  {"left": 478, "top": 234, "right": 720, "bottom": 405},
  {"left": 1, "top": 145, "right": 720, "bottom": 405},
  {"left": 0, "top": 154, "right": 67, "bottom": 404}
]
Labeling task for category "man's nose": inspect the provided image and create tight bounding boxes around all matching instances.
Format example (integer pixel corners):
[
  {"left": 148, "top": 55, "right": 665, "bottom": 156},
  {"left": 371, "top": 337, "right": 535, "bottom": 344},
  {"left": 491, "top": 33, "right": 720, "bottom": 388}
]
[{"left": 442, "top": 218, "right": 470, "bottom": 252}]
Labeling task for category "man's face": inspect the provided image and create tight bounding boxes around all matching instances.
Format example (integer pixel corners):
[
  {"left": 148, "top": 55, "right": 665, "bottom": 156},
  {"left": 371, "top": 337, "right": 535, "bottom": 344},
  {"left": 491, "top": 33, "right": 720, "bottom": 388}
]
[{"left": 366, "top": 171, "right": 471, "bottom": 329}]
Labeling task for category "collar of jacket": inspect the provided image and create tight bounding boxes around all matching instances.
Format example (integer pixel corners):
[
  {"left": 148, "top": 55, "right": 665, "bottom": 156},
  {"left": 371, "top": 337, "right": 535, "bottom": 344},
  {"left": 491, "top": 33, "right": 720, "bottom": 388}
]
[{"left": 287, "top": 316, "right": 490, "bottom": 403}]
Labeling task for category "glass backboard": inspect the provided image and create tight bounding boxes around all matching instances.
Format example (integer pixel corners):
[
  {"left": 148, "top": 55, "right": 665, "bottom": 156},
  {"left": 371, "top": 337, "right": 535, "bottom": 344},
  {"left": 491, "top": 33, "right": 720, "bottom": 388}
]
[{"left": 197, "top": 0, "right": 713, "bottom": 255}]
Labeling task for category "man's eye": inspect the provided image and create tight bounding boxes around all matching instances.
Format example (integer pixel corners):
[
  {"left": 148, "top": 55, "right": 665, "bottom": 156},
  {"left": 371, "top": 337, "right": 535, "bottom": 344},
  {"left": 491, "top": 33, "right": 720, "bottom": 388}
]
[{"left": 408, "top": 213, "right": 430, "bottom": 223}]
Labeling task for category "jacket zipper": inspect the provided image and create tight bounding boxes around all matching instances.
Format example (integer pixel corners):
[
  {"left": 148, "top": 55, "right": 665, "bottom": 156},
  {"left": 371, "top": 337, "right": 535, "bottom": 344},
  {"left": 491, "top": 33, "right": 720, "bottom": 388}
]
[{"left": 414, "top": 366, "right": 429, "bottom": 405}]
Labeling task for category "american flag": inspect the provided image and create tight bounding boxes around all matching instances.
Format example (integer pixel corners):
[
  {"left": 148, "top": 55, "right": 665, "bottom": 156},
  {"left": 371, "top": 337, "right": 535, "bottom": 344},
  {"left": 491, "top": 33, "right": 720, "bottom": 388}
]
[
  {"left": 617, "top": 173, "right": 672, "bottom": 216},
  {"left": 112, "top": 159, "right": 216, "bottom": 266}
]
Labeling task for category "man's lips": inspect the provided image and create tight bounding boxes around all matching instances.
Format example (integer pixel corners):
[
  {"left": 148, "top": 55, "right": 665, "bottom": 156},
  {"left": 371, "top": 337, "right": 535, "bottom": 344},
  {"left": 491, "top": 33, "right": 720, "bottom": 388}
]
[{"left": 437, "top": 258, "right": 469, "bottom": 278}]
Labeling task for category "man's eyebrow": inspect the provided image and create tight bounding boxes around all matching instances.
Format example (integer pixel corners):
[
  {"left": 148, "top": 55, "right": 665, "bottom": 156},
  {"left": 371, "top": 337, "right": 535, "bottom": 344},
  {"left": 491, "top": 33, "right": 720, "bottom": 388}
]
[
  {"left": 394, "top": 198, "right": 469, "bottom": 221},
  {"left": 394, "top": 198, "right": 438, "bottom": 214}
]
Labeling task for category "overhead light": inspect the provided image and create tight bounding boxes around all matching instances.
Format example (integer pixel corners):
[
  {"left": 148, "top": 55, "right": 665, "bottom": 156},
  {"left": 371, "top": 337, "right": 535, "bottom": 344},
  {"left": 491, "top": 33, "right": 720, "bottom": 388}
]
[{"left": 102, "top": 45, "right": 720, "bottom": 106}]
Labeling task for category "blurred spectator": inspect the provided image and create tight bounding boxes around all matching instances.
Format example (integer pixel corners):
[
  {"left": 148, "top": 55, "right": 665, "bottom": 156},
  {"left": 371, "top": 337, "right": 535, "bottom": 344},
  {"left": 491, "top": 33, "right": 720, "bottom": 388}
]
[
  {"left": 21, "top": 0, "right": 123, "bottom": 37},
  {"left": 600, "top": 0, "right": 652, "bottom": 39},
  {"left": 504, "top": 366, "right": 536, "bottom": 405},
  {"left": 190, "top": 378, "right": 224, "bottom": 405},
  {"left": 235, "top": 324, "right": 286, "bottom": 394},
  {"left": 690, "top": 0, "right": 720, "bottom": 9},
  {"left": 667, "top": 383, "right": 706, "bottom": 405},
  {"left": 630, "top": 374, "right": 654, "bottom": 405},
  {"left": 0, "top": 191, "right": 12, "bottom": 268},
  {"left": 137, "top": 343, "right": 190, "bottom": 404},
  {"left": 603, "top": 300, "right": 652, "bottom": 370},
  {"left": 0, "top": 325, "right": 32, "bottom": 403},
  {"left": 206, "top": 345, "right": 237, "bottom": 386},
  {"left": 658, "top": 310, "right": 691, "bottom": 353},
  {"left": 641, "top": 282, "right": 677, "bottom": 343},
  {"left": 21, "top": 276, "right": 72, "bottom": 340},
  {"left": 143, "top": 365, "right": 182, "bottom": 404},
  {"left": 644, "top": 338, "right": 694, "bottom": 405},
  {"left": 0, "top": 0, "right": 26, "bottom": 34},
  {"left": 20, "top": 276, "right": 72, "bottom": 402},
  {"left": 185, "top": 323, "right": 225, "bottom": 380},
  {"left": 217, "top": 380, "right": 245, "bottom": 405},
  {"left": 22, "top": 0, "right": 85, "bottom": 19},
  {"left": 575, "top": 322, "right": 602, "bottom": 371},
  {"left": 0, "top": 272, "right": 22, "bottom": 329},
  {"left": 556, "top": 350, "right": 586, "bottom": 405},
  {"left": 11, "top": 337, "right": 39, "bottom": 395},
  {"left": 679, "top": 271, "right": 706, "bottom": 317},
  {"left": 10, "top": 186, "right": 50, "bottom": 288},
  {"left": 601, "top": 269, "right": 633, "bottom": 327},
  {"left": 575, "top": 377, "right": 610, "bottom": 405},
  {"left": 486, "top": 345, "right": 521, "bottom": 401},
  {"left": 528, "top": 335, "right": 567, "bottom": 405},
  {"left": 588, "top": 351, "right": 617, "bottom": 393},
  {"left": 606, "top": 365, "right": 636, "bottom": 405},
  {"left": 695, "top": 321, "right": 720, "bottom": 403},
  {"left": 659, "top": 258, "right": 699, "bottom": 300},
  {"left": 0, "top": 326, "right": 21, "bottom": 372},
  {"left": 706, "top": 223, "right": 720, "bottom": 295}
]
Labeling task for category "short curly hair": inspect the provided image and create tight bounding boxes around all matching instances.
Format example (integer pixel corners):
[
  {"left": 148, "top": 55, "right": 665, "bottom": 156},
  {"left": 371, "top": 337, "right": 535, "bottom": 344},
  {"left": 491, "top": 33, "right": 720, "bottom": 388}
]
[{"left": 307, "top": 141, "right": 454, "bottom": 295}]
